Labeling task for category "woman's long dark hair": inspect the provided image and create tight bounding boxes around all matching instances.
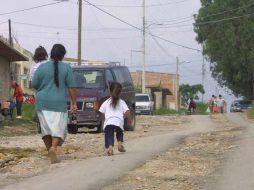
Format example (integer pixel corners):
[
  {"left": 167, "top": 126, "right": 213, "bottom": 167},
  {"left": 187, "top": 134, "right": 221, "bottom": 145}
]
[
  {"left": 50, "top": 44, "right": 66, "bottom": 88},
  {"left": 109, "top": 82, "right": 122, "bottom": 109}
]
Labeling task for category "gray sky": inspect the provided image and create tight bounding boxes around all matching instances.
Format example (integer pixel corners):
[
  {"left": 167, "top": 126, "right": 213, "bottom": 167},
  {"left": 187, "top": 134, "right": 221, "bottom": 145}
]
[{"left": 0, "top": 0, "right": 234, "bottom": 102}]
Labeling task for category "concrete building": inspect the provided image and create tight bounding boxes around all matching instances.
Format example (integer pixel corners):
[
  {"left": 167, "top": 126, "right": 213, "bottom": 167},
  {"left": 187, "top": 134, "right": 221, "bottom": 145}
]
[
  {"left": 131, "top": 71, "right": 180, "bottom": 110},
  {"left": 12, "top": 43, "right": 33, "bottom": 94},
  {"left": 0, "top": 37, "right": 28, "bottom": 100}
]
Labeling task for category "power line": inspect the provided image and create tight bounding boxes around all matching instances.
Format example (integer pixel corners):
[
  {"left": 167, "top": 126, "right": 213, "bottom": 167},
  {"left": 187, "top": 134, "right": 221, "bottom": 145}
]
[
  {"left": 12, "top": 21, "right": 77, "bottom": 31},
  {"left": 157, "top": 15, "right": 194, "bottom": 23},
  {"left": 129, "top": 62, "right": 175, "bottom": 68},
  {"left": 162, "top": 18, "right": 194, "bottom": 26},
  {"left": 0, "top": 21, "right": 7, "bottom": 25},
  {"left": 148, "top": 29, "right": 175, "bottom": 59},
  {"left": 14, "top": 33, "right": 139, "bottom": 41},
  {"left": 0, "top": 2, "right": 63, "bottom": 16},
  {"left": 84, "top": 0, "right": 190, "bottom": 8},
  {"left": 195, "top": 12, "right": 254, "bottom": 26},
  {"left": 83, "top": 0, "right": 200, "bottom": 52},
  {"left": 199, "top": 1, "right": 254, "bottom": 19},
  {"left": 152, "top": 1, "right": 254, "bottom": 27}
]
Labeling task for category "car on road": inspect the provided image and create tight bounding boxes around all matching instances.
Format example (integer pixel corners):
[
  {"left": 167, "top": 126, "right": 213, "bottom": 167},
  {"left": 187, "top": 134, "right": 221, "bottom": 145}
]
[
  {"left": 135, "top": 93, "right": 154, "bottom": 115},
  {"left": 67, "top": 63, "right": 136, "bottom": 134},
  {"left": 230, "top": 100, "right": 252, "bottom": 112}
]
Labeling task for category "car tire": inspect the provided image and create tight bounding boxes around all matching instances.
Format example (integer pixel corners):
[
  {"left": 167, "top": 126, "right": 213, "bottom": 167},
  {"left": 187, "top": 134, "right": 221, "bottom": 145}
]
[
  {"left": 124, "top": 110, "right": 136, "bottom": 131},
  {"left": 96, "top": 121, "right": 104, "bottom": 133},
  {"left": 36, "top": 122, "right": 41, "bottom": 134},
  {"left": 68, "top": 124, "right": 78, "bottom": 134}
]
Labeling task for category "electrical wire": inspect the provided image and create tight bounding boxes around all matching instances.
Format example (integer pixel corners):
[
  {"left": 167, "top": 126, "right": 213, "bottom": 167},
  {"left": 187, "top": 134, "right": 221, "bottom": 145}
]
[
  {"left": 199, "top": 1, "right": 254, "bottom": 19},
  {"left": 12, "top": 21, "right": 77, "bottom": 31},
  {"left": 195, "top": 12, "right": 254, "bottom": 26},
  {"left": 0, "top": 21, "right": 7, "bottom": 25},
  {"left": 129, "top": 62, "right": 175, "bottom": 68},
  {"left": 84, "top": 0, "right": 190, "bottom": 8},
  {"left": 0, "top": 2, "right": 63, "bottom": 16},
  {"left": 83, "top": 0, "right": 200, "bottom": 51},
  {"left": 148, "top": 29, "right": 175, "bottom": 59}
]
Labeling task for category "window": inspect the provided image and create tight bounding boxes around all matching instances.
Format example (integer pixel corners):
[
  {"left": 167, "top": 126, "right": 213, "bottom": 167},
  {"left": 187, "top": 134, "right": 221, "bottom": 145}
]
[
  {"left": 73, "top": 70, "right": 104, "bottom": 88},
  {"left": 113, "top": 67, "right": 133, "bottom": 85},
  {"left": 135, "top": 95, "right": 149, "bottom": 102},
  {"left": 105, "top": 69, "right": 114, "bottom": 82}
]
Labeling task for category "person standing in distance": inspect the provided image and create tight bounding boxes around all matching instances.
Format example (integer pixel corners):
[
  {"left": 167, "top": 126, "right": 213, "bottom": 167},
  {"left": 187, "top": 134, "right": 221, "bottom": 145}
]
[
  {"left": 217, "top": 94, "right": 226, "bottom": 113},
  {"left": 99, "top": 82, "right": 132, "bottom": 156},
  {"left": 32, "top": 44, "right": 77, "bottom": 164},
  {"left": 11, "top": 81, "right": 24, "bottom": 119}
]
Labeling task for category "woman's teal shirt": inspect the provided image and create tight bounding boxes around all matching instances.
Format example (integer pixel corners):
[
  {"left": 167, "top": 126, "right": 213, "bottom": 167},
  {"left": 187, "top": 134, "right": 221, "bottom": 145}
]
[{"left": 32, "top": 61, "right": 76, "bottom": 112}]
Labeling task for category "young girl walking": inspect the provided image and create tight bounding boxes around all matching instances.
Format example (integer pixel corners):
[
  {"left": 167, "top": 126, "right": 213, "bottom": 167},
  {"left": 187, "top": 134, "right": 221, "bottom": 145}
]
[{"left": 99, "top": 82, "right": 132, "bottom": 156}]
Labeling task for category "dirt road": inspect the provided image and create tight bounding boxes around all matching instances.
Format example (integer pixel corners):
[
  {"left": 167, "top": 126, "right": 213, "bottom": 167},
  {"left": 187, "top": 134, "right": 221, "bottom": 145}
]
[
  {"left": 1, "top": 115, "right": 216, "bottom": 190},
  {"left": 204, "top": 113, "right": 254, "bottom": 190},
  {"left": 1, "top": 114, "right": 251, "bottom": 190}
]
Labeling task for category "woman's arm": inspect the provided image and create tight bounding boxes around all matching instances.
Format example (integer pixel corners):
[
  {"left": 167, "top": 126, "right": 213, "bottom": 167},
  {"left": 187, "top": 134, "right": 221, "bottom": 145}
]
[
  {"left": 68, "top": 88, "right": 77, "bottom": 112},
  {"left": 124, "top": 110, "right": 132, "bottom": 126}
]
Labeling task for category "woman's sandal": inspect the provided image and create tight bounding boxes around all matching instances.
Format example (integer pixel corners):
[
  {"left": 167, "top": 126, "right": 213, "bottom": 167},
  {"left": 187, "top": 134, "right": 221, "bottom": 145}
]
[
  {"left": 48, "top": 147, "right": 58, "bottom": 164},
  {"left": 107, "top": 148, "right": 114, "bottom": 156}
]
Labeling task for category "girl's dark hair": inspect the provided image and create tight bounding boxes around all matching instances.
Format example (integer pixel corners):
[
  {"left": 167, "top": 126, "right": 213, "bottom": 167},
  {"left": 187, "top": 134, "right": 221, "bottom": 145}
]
[
  {"left": 33, "top": 46, "right": 48, "bottom": 63},
  {"left": 109, "top": 82, "right": 122, "bottom": 109},
  {"left": 50, "top": 44, "right": 66, "bottom": 88}
]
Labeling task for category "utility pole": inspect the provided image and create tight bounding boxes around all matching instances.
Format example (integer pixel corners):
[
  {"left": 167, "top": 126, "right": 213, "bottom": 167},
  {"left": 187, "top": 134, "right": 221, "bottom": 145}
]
[
  {"left": 201, "top": 54, "right": 205, "bottom": 102},
  {"left": 78, "top": 0, "right": 82, "bottom": 65},
  {"left": 175, "top": 57, "right": 179, "bottom": 111},
  {"left": 142, "top": 0, "right": 146, "bottom": 93},
  {"left": 8, "top": 19, "right": 13, "bottom": 46}
]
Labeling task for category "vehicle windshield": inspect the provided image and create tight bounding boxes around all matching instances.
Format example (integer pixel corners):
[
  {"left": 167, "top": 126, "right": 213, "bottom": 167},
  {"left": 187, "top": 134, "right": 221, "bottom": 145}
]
[
  {"left": 73, "top": 70, "right": 104, "bottom": 88},
  {"left": 135, "top": 95, "right": 149, "bottom": 102}
]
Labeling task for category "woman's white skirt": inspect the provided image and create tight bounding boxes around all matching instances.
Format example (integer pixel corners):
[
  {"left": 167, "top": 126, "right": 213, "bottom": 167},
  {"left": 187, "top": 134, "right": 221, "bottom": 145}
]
[{"left": 37, "top": 110, "right": 68, "bottom": 141}]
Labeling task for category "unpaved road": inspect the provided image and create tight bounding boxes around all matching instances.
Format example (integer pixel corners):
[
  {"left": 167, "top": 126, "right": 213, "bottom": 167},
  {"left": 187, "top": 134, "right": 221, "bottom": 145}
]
[
  {"left": 1, "top": 115, "right": 216, "bottom": 190},
  {"left": 205, "top": 113, "right": 254, "bottom": 190},
  {"left": 0, "top": 114, "right": 252, "bottom": 190}
]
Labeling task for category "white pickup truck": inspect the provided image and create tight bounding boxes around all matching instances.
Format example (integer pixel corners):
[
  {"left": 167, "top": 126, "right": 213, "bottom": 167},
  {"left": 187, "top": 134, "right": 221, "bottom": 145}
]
[{"left": 135, "top": 93, "right": 154, "bottom": 115}]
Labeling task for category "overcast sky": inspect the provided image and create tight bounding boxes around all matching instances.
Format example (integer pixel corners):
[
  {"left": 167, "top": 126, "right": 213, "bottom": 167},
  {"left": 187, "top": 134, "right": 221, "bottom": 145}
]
[{"left": 0, "top": 0, "right": 234, "bottom": 102}]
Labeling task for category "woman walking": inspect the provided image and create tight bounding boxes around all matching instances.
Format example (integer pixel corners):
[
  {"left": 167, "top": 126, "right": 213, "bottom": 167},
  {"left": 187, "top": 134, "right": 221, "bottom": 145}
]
[
  {"left": 99, "top": 82, "right": 132, "bottom": 156},
  {"left": 32, "top": 44, "right": 77, "bottom": 164}
]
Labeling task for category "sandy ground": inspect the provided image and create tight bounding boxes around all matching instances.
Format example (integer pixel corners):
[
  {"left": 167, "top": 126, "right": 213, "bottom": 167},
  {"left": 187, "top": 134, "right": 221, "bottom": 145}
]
[
  {"left": 102, "top": 114, "right": 244, "bottom": 190},
  {"left": 0, "top": 115, "right": 187, "bottom": 187}
]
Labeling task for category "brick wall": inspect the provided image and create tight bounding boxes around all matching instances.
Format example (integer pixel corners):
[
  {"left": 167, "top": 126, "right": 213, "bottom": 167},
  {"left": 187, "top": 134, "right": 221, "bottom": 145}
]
[{"left": 131, "top": 71, "right": 179, "bottom": 109}]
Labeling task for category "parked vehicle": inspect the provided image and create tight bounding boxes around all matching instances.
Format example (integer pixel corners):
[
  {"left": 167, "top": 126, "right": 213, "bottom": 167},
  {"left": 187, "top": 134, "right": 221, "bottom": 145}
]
[
  {"left": 67, "top": 63, "right": 136, "bottom": 134},
  {"left": 230, "top": 100, "right": 252, "bottom": 112},
  {"left": 135, "top": 93, "right": 154, "bottom": 115}
]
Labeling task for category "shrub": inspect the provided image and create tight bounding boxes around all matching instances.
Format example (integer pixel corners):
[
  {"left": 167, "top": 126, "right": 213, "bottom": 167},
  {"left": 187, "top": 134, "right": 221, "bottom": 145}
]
[
  {"left": 247, "top": 106, "right": 254, "bottom": 119},
  {"left": 153, "top": 107, "right": 179, "bottom": 115}
]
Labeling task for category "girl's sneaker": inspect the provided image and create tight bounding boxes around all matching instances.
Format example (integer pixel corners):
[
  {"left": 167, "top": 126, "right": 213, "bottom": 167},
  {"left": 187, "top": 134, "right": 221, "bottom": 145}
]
[{"left": 118, "top": 145, "right": 126, "bottom": 152}]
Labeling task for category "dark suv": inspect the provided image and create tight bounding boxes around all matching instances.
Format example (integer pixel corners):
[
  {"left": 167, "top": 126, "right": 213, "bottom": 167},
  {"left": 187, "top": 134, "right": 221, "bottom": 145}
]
[{"left": 67, "top": 63, "right": 136, "bottom": 133}]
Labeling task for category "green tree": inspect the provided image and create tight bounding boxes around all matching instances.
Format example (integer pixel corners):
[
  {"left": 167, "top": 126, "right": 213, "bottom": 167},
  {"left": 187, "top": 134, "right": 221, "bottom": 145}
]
[
  {"left": 179, "top": 84, "right": 205, "bottom": 105},
  {"left": 194, "top": 0, "right": 254, "bottom": 99}
]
